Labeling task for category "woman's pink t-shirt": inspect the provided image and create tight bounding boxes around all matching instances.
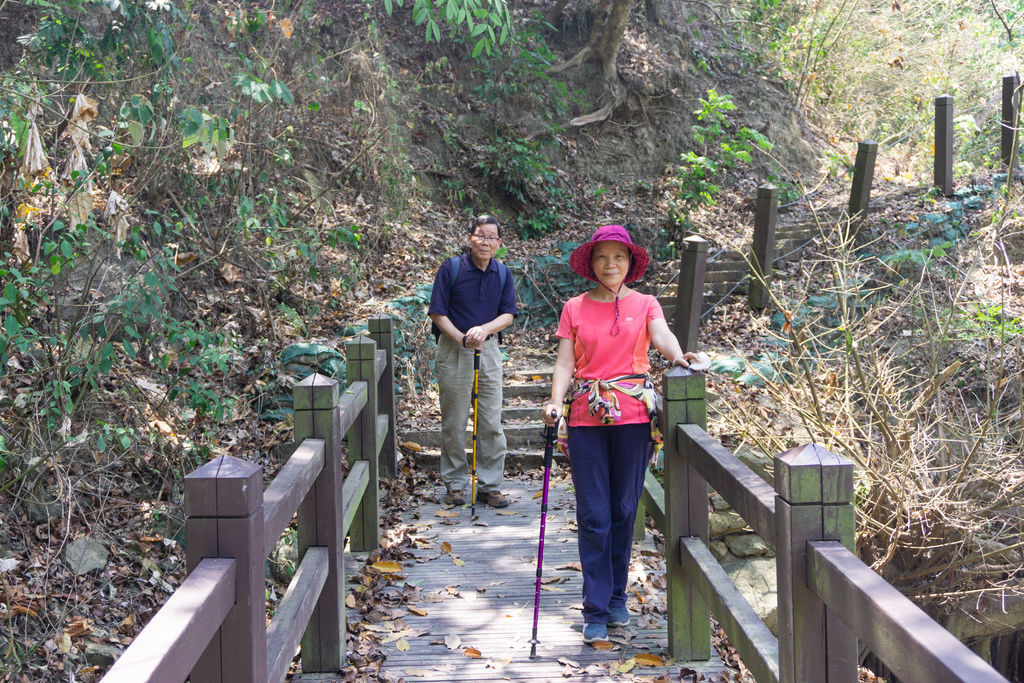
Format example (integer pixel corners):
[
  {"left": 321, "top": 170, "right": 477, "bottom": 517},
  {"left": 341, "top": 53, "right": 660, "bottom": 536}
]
[{"left": 556, "top": 291, "right": 665, "bottom": 426}]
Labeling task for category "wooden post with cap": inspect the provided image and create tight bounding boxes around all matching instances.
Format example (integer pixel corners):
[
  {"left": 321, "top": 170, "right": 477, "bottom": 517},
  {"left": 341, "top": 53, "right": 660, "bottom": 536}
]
[{"left": 673, "top": 236, "right": 708, "bottom": 352}]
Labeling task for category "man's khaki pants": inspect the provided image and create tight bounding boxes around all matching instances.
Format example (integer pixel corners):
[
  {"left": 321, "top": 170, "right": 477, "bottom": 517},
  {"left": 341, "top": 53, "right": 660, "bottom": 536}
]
[{"left": 435, "top": 335, "right": 506, "bottom": 494}]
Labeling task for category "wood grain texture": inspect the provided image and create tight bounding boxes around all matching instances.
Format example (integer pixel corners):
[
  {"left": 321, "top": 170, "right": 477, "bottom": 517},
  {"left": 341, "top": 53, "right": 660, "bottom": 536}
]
[{"left": 334, "top": 475, "right": 737, "bottom": 682}]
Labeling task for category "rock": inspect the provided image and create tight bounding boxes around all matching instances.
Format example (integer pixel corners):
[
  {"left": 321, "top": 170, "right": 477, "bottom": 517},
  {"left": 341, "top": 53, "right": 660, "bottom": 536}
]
[
  {"left": 709, "top": 509, "right": 748, "bottom": 538},
  {"left": 710, "top": 492, "right": 730, "bottom": 511},
  {"left": 974, "top": 538, "right": 1022, "bottom": 564},
  {"left": 269, "top": 533, "right": 298, "bottom": 583},
  {"left": 84, "top": 641, "right": 122, "bottom": 668},
  {"left": 722, "top": 555, "right": 778, "bottom": 634},
  {"left": 65, "top": 537, "right": 108, "bottom": 575},
  {"left": 943, "top": 592, "right": 1024, "bottom": 642},
  {"left": 26, "top": 495, "right": 62, "bottom": 523},
  {"left": 724, "top": 533, "right": 772, "bottom": 558},
  {"left": 709, "top": 540, "right": 729, "bottom": 561}
]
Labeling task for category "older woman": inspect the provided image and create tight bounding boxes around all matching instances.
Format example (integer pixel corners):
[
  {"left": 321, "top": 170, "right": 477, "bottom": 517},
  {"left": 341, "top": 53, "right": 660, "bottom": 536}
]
[{"left": 542, "top": 224, "right": 697, "bottom": 644}]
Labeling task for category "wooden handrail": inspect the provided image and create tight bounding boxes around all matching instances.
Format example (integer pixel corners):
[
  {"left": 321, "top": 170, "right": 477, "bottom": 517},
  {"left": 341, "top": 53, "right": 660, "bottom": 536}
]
[
  {"left": 263, "top": 438, "right": 325, "bottom": 555},
  {"left": 640, "top": 470, "right": 665, "bottom": 531},
  {"left": 337, "top": 381, "right": 368, "bottom": 435},
  {"left": 658, "top": 368, "right": 1009, "bottom": 682},
  {"left": 678, "top": 423, "right": 776, "bottom": 546},
  {"left": 680, "top": 538, "right": 779, "bottom": 683},
  {"left": 266, "top": 547, "right": 330, "bottom": 683},
  {"left": 808, "top": 541, "right": 1009, "bottom": 683},
  {"left": 100, "top": 558, "right": 235, "bottom": 682},
  {"left": 101, "top": 318, "right": 396, "bottom": 682},
  {"left": 342, "top": 461, "right": 370, "bottom": 535}
]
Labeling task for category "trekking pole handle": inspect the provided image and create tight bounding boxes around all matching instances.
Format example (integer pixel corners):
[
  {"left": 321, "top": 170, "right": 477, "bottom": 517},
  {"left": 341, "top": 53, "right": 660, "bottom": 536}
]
[{"left": 542, "top": 416, "right": 556, "bottom": 469}]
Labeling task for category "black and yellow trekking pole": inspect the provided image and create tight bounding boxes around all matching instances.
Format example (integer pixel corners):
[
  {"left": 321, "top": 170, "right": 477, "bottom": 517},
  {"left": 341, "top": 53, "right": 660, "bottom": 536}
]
[{"left": 470, "top": 349, "right": 480, "bottom": 518}]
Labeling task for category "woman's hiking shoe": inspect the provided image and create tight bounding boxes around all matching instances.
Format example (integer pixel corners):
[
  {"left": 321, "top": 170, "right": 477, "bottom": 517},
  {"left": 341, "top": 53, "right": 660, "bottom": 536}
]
[
  {"left": 444, "top": 489, "right": 465, "bottom": 505},
  {"left": 479, "top": 490, "right": 509, "bottom": 508},
  {"left": 608, "top": 607, "right": 630, "bottom": 628},
  {"left": 582, "top": 622, "right": 608, "bottom": 643}
]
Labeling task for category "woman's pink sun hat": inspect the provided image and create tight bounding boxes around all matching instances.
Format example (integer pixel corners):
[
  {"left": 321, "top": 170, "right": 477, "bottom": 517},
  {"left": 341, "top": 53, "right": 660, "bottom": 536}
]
[{"left": 569, "top": 224, "right": 650, "bottom": 283}]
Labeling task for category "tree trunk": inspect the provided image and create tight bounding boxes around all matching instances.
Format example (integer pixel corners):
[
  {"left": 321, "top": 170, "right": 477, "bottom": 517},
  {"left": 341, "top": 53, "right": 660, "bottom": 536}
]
[
  {"left": 549, "top": 0, "right": 632, "bottom": 126},
  {"left": 593, "top": 0, "right": 631, "bottom": 83}
]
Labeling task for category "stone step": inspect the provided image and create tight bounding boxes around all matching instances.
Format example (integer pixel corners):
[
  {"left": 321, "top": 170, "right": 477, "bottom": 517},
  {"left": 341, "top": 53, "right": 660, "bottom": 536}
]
[
  {"left": 705, "top": 269, "right": 747, "bottom": 283},
  {"left": 400, "top": 445, "right": 566, "bottom": 470},
  {"left": 501, "top": 405, "right": 543, "bottom": 420},
  {"left": 775, "top": 226, "right": 814, "bottom": 240},
  {"left": 402, "top": 421, "right": 551, "bottom": 452},
  {"left": 505, "top": 368, "right": 553, "bottom": 381},
  {"left": 502, "top": 381, "right": 551, "bottom": 399}
]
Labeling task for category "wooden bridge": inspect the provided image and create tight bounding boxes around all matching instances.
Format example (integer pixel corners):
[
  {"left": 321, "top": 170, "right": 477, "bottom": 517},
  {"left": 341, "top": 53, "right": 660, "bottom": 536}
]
[
  {"left": 97, "top": 314, "right": 1010, "bottom": 683},
  {"left": 346, "top": 473, "right": 729, "bottom": 681}
]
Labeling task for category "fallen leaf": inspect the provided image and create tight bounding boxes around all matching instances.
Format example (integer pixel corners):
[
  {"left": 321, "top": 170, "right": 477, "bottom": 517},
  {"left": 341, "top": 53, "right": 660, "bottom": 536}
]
[
  {"left": 617, "top": 658, "right": 637, "bottom": 673},
  {"left": 485, "top": 656, "right": 512, "bottom": 669},
  {"left": 444, "top": 633, "right": 461, "bottom": 650},
  {"left": 219, "top": 262, "right": 242, "bottom": 284},
  {"left": 496, "top": 510, "right": 517, "bottom": 516},
  {"left": 436, "top": 509, "right": 459, "bottom": 518},
  {"left": 557, "top": 562, "right": 583, "bottom": 571},
  {"left": 371, "top": 561, "right": 403, "bottom": 574},
  {"left": 402, "top": 441, "right": 423, "bottom": 452},
  {"left": 464, "top": 647, "right": 482, "bottom": 658},
  {"left": 591, "top": 640, "right": 615, "bottom": 650},
  {"left": 150, "top": 419, "right": 175, "bottom": 436},
  {"left": 533, "top": 490, "right": 543, "bottom": 499},
  {"left": 635, "top": 653, "right": 665, "bottom": 667},
  {"left": 540, "top": 584, "right": 566, "bottom": 592},
  {"left": 279, "top": 17, "right": 294, "bottom": 37},
  {"left": 452, "top": 557, "right": 465, "bottom": 566},
  {"left": 440, "top": 541, "right": 452, "bottom": 553},
  {"left": 345, "top": 594, "right": 357, "bottom": 609},
  {"left": 174, "top": 252, "right": 198, "bottom": 267},
  {"left": 65, "top": 617, "right": 91, "bottom": 637},
  {"left": 396, "top": 639, "right": 410, "bottom": 651}
]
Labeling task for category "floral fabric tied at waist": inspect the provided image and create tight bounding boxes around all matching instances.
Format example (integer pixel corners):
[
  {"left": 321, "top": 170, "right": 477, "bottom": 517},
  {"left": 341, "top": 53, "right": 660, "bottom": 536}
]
[{"left": 556, "top": 374, "right": 663, "bottom": 462}]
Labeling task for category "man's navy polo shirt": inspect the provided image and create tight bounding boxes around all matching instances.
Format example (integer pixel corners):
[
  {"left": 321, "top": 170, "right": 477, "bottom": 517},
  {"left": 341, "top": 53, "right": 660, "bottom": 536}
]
[{"left": 429, "top": 252, "right": 517, "bottom": 333}]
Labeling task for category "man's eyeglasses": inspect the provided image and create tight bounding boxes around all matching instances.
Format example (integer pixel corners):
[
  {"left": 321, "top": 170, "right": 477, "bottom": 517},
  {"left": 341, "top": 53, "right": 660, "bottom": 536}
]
[{"left": 472, "top": 233, "right": 500, "bottom": 243}]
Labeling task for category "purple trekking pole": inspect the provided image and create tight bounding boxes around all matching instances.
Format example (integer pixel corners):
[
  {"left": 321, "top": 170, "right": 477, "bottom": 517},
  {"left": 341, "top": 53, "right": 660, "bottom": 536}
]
[{"left": 529, "top": 415, "right": 558, "bottom": 659}]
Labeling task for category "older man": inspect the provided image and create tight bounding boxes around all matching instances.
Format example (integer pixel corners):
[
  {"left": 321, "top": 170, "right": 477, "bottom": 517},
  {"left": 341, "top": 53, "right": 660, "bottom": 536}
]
[{"left": 428, "top": 214, "right": 517, "bottom": 508}]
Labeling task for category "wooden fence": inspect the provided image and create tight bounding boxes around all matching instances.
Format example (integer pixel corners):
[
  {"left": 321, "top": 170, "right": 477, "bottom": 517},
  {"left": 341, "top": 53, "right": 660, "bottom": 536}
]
[
  {"left": 637, "top": 367, "right": 1009, "bottom": 683},
  {"left": 100, "top": 315, "right": 397, "bottom": 683},
  {"left": 670, "top": 71, "right": 1023, "bottom": 345}
]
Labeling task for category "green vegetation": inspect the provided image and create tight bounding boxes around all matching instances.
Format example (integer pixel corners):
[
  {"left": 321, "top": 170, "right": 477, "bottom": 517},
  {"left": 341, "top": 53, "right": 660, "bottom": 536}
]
[{"left": 667, "top": 89, "right": 770, "bottom": 236}]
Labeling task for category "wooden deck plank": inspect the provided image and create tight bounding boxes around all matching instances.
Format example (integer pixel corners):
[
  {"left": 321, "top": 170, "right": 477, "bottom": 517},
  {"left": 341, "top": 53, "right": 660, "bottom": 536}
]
[{"left": 339, "top": 473, "right": 735, "bottom": 682}]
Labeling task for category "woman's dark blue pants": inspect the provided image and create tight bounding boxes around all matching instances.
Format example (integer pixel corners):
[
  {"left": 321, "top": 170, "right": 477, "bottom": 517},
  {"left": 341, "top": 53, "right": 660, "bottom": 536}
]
[{"left": 566, "top": 422, "right": 651, "bottom": 625}]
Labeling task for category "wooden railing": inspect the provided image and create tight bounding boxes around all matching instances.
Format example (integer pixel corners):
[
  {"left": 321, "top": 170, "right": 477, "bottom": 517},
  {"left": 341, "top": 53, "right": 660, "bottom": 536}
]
[
  {"left": 100, "top": 315, "right": 397, "bottom": 683},
  {"left": 639, "top": 367, "right": 1009, "bottom": 683},
  {"left": 669, "top": 71, "right": 1023, "bottom": 344}
]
